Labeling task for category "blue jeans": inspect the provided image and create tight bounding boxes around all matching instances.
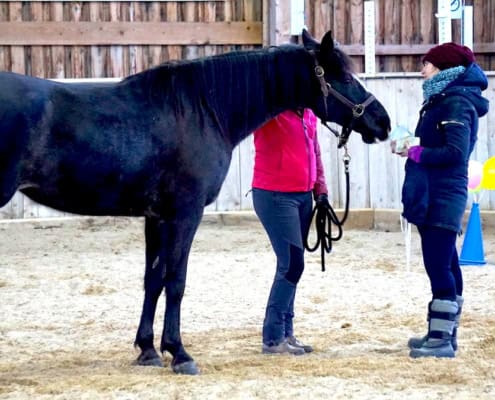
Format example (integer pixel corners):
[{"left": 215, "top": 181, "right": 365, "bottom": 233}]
[
  {"left": 252, "top": 188, "right": 313, "bottom": 346},
  {"left": 417, "top": 225, "right": 463, "bottom": 300}
]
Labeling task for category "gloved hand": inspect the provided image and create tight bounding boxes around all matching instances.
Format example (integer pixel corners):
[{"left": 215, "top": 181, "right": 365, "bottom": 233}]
[
  {"left": 408, "top": 145, "right": 424, "bottom": 163},
  {"left": 316, "top": 193, "right": 330, "bottom": 208}
]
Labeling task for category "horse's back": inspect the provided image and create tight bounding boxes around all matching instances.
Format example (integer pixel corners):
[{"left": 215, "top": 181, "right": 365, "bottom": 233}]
[{"left": 0, "top": 69, "right": 234, "bottom": 217}]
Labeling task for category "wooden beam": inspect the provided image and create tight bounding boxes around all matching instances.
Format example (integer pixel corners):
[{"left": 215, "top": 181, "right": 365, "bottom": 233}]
[
  {"left": 340, "top": 43, "right": 495, "bottom": 56},
  {"left": 0, "top": 21, "right": 262, "bottom": 46},
  {"left": 18, "top": 0, "right": 221, "bottom": 2},
  {"left": 474, "top": 42, "right": 495, "bottom": 54}
]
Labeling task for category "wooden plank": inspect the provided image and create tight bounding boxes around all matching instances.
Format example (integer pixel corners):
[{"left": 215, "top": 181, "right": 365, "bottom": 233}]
[
  {"left": 109, "top": 2, "right": 124, "bottom": 77},
  {"left": 261, "top": 0, "right": 269, "bottom": 45},
  {"left": 350, "top": 0, "right": 364, "bottom": 72},
  {"left": 165, "top": 2, "right": 181, "bottom": 61},
  {"left": 68, "top": 1, "right": 85, "bottom": 78},
  {"left": 183, "top": 2, "right": 199, "bottom": 59},
  {"left": 382, "top": 0, "right": 400, "bottom": 71},
  {"left": 377, "top": 76, "right": 420, "bottom": 208},
  {"left": 0, "top": 192, "right": 24, "bottom": 219},
  {"left": 50, "top": 2, "right": 65, "bottom": 78},
  {"left": 0, "top": 2, "right": 9, "bottom": 71},
  {"left": 202, "top": 1, "right": 217, "bottom": 56},
  {"left": 89, "top": 2, "right": 106, "bottom": 77},
  {"left": 18, "top": 1, "right": 222, "bottom": 2},
  {"left": 400, "top": 0, "right": 417, "bottom": 72},
  {"left": 274, "top": 0, "right": 290, "bottom": 44},
  {"left": 337, "top": 43, "right": 495, "bottom": 56},
  {"left": 30, "top": 2, "right": 45, "bottom": 77},
  {"left": 0, "top": 21, "right": 263, "bottom": 45},
  {"left": 238, "top": 136, "right": 255, "bottom": 210},
  {"left": 419, "top": 0, "right": 435, "bottom": 53},
  {"left": 8, "top": 2, "right": 25, "bottom": 74},
  {"left": 216, "top": 147, "right": 241, "bottom": 211},
  {"left": 316, "top": 0, "right": 332, "bottom": 39},
  {"left": 317, "top": 123, "right": 340, "bottom": 207},
  {"left": 349, "top": 0, "right": 363, "bottom": 44},
  {"left": 126, "top": 2, "right": 144, "bottom": 74},
  {"left": 333, "top": 0, "right": 347, "bottom": 43},
  {"left": 148, "top": 2, "right": 163, "bottom": 68}
]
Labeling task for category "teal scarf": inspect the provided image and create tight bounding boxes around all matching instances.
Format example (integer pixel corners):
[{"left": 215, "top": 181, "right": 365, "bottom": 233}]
[{"left": 422, "top": 66, "right": 466, "bottom": 101}]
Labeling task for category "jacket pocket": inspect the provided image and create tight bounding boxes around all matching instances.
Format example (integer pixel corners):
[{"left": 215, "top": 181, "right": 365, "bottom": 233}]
[{"left": 402, "top": 160, "right": 429, "bottom": 226}]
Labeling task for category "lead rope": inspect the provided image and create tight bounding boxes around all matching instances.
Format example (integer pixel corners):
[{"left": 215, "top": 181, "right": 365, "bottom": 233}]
[{"left": 304, "top": 147, "right": 351, "bottom": 272}]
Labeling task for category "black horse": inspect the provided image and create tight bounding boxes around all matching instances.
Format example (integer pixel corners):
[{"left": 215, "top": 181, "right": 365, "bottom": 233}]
[{"left": 0, "top": 30, "right": 390, "bottom": 374}]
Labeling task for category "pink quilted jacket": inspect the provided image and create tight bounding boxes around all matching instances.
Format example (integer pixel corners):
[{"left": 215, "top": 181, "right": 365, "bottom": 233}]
[{"left": 252, "top": 109, "right": 328, "bottom": 196}]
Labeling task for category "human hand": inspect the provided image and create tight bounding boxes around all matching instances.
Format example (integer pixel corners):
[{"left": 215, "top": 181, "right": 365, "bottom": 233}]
[
  {"left": 390, "top": 139, "right": 409, "bottom": 157},
  {"left": 316, "top": 193, "right": 330, "bottom": 208},
  {"left": 390, "top": 140, "right": 398, "bottom": 153},
  {"left": 407, "top": 145, "right": 424, "bottom": 163}
]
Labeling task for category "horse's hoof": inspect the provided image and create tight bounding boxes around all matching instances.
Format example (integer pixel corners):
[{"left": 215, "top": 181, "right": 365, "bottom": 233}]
[
  {"left": 134, "top": 349, "right": 163, "bottom": 367},
  {"left": 172, "top": 360, "right": 200, "bottom": 375}
]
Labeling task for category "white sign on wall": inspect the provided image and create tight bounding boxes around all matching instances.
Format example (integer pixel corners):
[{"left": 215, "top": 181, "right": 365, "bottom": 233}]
[
  {"left": 450, "top": 0, "right": 463, "bottom": 19},
  {"left": 290, "top": 0, "right": 305, "bottom": 35},
  {"left": 437, "top": 0, "right": 452, "bottom": 44},
  {"left": 364, "top": 1, "right": 376, "bottom": 75}
]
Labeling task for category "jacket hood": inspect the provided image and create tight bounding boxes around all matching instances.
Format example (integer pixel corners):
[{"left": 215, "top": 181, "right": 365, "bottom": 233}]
[{"left": 444, "top": 63, "right": 489, "bottom": 117}]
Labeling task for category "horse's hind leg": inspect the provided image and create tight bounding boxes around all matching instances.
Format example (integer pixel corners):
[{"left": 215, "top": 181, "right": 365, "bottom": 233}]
[{"left": 134, "top": 218, "right": 167, "bottom": 367}]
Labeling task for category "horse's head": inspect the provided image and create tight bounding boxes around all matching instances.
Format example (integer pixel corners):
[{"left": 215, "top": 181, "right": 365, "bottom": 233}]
[{"left": 302, "top": 30, "right": 390, "bottom": 147}]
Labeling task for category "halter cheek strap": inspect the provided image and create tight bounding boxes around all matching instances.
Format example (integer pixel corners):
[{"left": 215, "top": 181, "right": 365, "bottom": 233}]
[{"left": 311, "top": 53, "right": 376, "bottom": 148}]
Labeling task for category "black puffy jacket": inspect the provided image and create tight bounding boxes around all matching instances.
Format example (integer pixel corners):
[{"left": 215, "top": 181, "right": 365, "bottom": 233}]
[{"left": 402, "top": 63, "right": 489, "bottom": 231}]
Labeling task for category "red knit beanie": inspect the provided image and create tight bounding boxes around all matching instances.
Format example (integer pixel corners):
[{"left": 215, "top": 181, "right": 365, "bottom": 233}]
[{"left": 422, "top": 42, "right": 475, "bottom": 70}]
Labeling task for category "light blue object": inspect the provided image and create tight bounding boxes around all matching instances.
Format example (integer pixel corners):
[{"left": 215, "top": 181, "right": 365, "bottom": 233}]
[
  {"left": 390, "top": 125, "right": 412, "bottom": 141},
  {"left": 390, "top": 125, "right": 418, "bottom": 153},
  {"left": 459, "top": 202, "right": 486, "bottom": 266}
]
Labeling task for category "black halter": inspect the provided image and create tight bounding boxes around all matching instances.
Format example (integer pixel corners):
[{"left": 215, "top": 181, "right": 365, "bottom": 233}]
[
  {"left": 304, "top": 52, "right": 377, "bottom": 271},
  {"left": 311, "top": 53, "right": 376, "bottom": 148}
]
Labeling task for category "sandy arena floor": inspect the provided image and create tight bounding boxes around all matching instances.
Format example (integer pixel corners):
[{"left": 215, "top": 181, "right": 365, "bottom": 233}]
[{"left": 0, "top": 215, "right": 494, "bottom": 399}]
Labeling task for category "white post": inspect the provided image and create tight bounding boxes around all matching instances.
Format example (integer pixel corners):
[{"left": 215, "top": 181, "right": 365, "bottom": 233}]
[
  {"left": 462, "top": 6, "right": 473, "bottom": 50},
  {"left": 290, "top": 0, "right": 305, "bottom": 36},
  {"left": 364, "top": 1, "right": 376, "bottom": 75},
  {"left": 436, "top": 0, "right": 452, "bottom": 44},
  {"left": 450, "top": 0, "right": 463, "bottom": 19}
]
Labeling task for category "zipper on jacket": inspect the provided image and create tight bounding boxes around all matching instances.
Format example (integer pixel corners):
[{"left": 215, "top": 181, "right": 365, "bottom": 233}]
[
  {"left": 301, "top": 112, "right": 312, "bottom": 191},
  {"left": 437, "top": 120, "right": 465, "bottom": 129}
]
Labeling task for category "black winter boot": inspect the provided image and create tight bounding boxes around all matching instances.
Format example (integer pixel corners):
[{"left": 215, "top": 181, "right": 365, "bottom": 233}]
[
  {"left": 409, "top": 298, "right": 458, "bottom": 358},
  {"left": 408, "top": 296, "right": 463, "bottom": 351}
]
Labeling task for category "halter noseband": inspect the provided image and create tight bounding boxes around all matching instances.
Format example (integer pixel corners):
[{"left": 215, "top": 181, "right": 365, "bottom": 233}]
[{"left": 312, "top": 54, "right": 376, "bottom": 148}]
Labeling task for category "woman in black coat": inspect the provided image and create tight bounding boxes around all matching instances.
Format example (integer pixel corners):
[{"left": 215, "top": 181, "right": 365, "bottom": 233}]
[{"left": 392, "top": 42, "right": 489, "bottom": 358}]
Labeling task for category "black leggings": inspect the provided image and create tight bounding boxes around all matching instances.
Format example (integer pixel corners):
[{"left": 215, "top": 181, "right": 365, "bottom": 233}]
[{"left": 417, "top": 225, "right": 463, "bottom": 300}]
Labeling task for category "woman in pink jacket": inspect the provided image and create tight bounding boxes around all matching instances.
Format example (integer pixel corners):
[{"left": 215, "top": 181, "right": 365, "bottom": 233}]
[{"left": 252, "top": 108, "right": 328, "bottom": 355}]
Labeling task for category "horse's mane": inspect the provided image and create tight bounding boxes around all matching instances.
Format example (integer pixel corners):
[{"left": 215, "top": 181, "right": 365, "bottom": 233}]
[
  {"left": 120, "top": 43, "right": 354, "bottom": 112},
  {"left": 121, "top": 45, "right": 310, "bottom": 108}
]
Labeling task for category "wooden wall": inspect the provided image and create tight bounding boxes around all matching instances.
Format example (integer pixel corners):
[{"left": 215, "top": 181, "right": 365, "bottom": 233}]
[
  {"left": 0, "top": 1, "right": 263, "bottom": 78},
  {"left": 304, "top": 0, "right": 495, "bottom": 73},
  {"left": 1, "top": 74, "right": 493, "bottom": 219},
  {"left": 1, "top": 1, "right": 494, "bottom": 77}
]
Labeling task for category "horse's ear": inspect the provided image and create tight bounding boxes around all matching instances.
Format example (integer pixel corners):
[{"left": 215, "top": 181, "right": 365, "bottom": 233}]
[
  {"left": 320, "top": 30, "right": 335, "bottom": 54},
  {"left": 302, "top": 29, "right": 320, "bottom": 51}
]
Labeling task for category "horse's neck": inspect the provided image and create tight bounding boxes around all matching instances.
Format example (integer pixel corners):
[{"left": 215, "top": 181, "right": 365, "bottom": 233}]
[{"left": 209, "top": 48, "right": 314, "bottom": 146}]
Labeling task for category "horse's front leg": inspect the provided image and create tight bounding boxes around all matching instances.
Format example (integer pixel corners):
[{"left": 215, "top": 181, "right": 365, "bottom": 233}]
[
  {"left": 134, "top": 217, "right": 167, "bottom": 367},
  {"left": 160, "top": 211, "right": 203, "bottom": 375}
]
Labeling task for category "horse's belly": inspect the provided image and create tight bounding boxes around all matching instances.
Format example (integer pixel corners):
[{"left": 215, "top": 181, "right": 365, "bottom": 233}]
[{"left": 20, "top": 184, "right": 146, "bottom": 217}]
